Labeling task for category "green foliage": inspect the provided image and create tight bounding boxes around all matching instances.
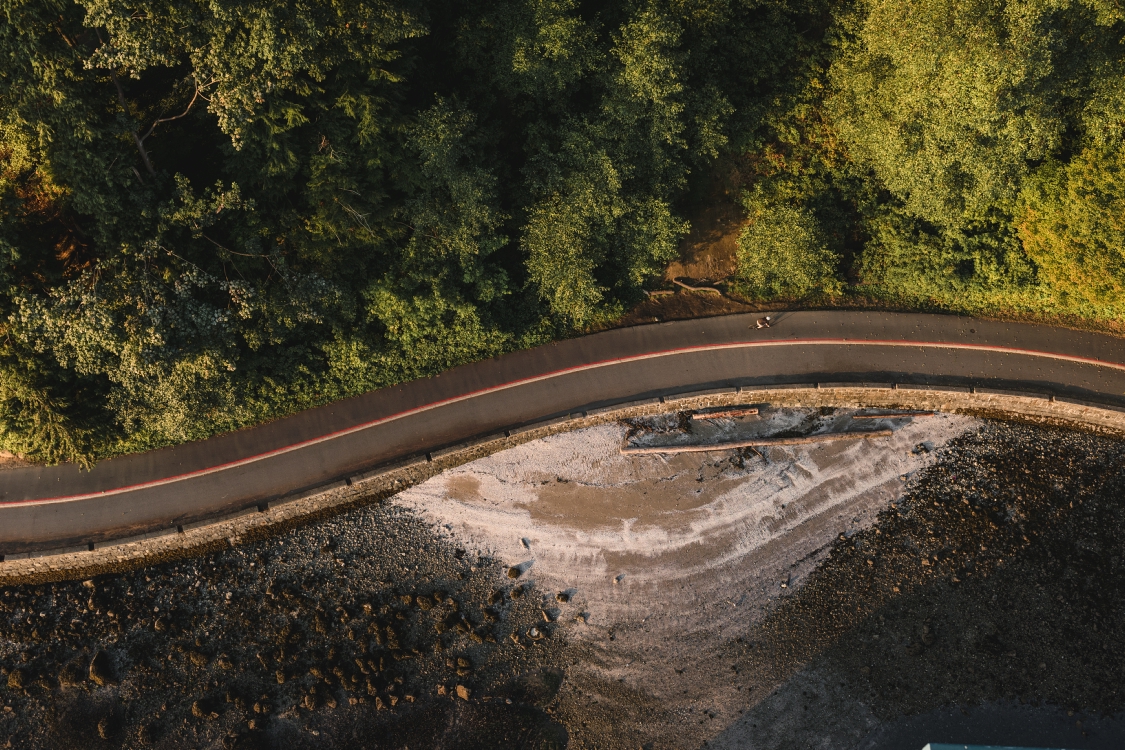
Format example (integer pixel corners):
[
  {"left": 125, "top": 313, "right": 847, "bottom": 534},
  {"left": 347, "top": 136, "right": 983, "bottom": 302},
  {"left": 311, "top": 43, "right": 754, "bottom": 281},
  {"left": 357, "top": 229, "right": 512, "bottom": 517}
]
[
  {"left": 1019, "top": 142, "right": 1125, "bottom": 313},
  {"left": 828, "top": 0, "right": 1123, "bottom": 229},
  {"left": 732, "top": 0, "right": 1125, "bottom": 322},
  {"left": 3, "top": 0, "right": 1125, "bottom": 464},
  {"left": 734, "top": 195, "right": 841, "bottom": 299},
  {"left": 82, "top": 0, "right": 421, "bottom": 148},
  {"left": 0, "top": 350, "right": 99, "bottom": 466},
  {"left": 854, "top": 207, "right": 1042, "bottom": 313},
  {"left": 3, "top": 0, "right": 783, "bottom": 462}
]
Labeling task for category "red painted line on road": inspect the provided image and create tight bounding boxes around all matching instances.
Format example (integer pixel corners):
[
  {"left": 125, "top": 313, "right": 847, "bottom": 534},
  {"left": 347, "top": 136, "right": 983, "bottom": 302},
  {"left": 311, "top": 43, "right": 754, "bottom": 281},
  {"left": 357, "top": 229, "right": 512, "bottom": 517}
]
[{"left": 4, "top": 338, "right": 1124, "bottom": 507}]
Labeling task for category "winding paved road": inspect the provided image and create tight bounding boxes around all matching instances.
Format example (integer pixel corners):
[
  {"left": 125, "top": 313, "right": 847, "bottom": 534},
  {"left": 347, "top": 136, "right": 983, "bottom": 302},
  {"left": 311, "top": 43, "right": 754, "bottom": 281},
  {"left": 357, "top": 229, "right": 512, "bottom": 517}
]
[{"left": 4, "top": 311, "right": 1125, "bottom": 556}]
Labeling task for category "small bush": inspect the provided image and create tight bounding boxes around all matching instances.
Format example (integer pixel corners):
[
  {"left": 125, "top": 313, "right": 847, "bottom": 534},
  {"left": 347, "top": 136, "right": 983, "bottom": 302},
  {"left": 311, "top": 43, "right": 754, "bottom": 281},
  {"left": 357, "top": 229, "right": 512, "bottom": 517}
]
[{"left": 734, "top": 202, "right": 842, "bottom": 299}]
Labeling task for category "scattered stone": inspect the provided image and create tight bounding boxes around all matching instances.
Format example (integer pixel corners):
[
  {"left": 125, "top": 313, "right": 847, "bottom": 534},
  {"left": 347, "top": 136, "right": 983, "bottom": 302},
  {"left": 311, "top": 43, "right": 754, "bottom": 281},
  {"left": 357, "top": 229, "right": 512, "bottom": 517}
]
[
  {"left": 455, "top": 685, "right": 470, "bottom": 701},
  {"left": 88, "top": 651, "right": 115, "bottom": 687},
  {"left": 556, "top": 588, "right": 577, "bottom": 603},
  {"left": 508, "top": 560, "right": 535, "bottom": 579},
  {"left": 136, "top": 723, "right": 156, "bottom": 746},
  {"left": 96, "top": 717, "right": 112, "bottom": 740},
  {"left": 57, "top": 663, "right": 83, "bottom": 689}
]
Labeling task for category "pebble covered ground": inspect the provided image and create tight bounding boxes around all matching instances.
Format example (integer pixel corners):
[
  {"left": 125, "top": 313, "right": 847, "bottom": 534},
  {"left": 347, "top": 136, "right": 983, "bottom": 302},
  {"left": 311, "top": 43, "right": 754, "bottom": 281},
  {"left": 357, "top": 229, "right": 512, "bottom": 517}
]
[
  {"left": 0, "top": 505, "right": 572, "bottom": 749},
  {"left": 2, "top": 418, "right": 1125, "bottom": 749}
]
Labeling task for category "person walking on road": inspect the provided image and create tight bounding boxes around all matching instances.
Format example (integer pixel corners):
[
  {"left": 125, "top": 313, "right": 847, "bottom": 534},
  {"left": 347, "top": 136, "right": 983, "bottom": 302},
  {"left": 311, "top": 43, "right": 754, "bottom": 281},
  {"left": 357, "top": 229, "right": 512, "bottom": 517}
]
[{"left": 756, "top": 316, "right": 772, "bottom": 329}]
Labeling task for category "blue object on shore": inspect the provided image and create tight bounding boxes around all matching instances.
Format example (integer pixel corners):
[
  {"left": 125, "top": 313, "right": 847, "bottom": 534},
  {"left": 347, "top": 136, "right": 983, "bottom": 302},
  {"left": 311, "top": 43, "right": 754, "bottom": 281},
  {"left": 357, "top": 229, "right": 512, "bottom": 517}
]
[{"left": 923, "top": 744, "right": 1076, "bottom": 750}]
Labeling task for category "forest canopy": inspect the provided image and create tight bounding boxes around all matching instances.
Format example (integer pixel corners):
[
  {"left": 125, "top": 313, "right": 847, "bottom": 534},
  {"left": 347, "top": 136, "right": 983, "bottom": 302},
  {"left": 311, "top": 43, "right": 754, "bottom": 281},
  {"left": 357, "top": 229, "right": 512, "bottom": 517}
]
[{"left": 1, "top": 0, "right": 1123, "bottom": 463}]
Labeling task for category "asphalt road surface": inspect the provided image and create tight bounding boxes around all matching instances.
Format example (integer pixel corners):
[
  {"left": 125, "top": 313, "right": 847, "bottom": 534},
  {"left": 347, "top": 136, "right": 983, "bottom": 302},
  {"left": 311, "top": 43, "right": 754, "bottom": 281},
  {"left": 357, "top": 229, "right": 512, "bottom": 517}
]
[{"left": 3, "top": 311, "right": 1125, "bottom": 555}]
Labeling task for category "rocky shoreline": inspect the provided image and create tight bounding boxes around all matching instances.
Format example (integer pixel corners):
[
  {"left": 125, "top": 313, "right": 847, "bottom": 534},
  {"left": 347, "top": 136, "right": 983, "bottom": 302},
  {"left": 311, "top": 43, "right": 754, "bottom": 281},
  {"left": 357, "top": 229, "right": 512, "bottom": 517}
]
[{"left": 0, "top": 504, "right": 573, "bottom": 748}]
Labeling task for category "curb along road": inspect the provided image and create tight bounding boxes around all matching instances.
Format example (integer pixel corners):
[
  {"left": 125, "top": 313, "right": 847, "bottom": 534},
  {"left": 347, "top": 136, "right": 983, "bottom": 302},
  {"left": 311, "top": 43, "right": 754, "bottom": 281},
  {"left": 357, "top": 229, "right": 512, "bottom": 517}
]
[{"left": 3, "top": 310, "right": 1125, "bottom": 556}]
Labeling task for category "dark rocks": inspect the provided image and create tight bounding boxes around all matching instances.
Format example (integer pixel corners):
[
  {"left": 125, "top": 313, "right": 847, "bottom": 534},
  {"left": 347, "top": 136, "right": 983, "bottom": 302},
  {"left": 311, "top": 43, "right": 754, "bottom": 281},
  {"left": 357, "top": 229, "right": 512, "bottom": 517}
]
[
  {"left": 136, "top": 722, "right": 157, "bottom": 746},
  {"left": 191, "top": 698, "right": 220, "bottom": 720},
  {"left": 88, "top": 651, "right": 115, "bottom": 687},
  {"left": 0, "top": 498, "right": 571, "bottom": 748},
  {"left": 57, "top": 663, "right": 83, "bottom": 689},
  {"left": 96, "top": 717, "right": 113, "bottom": 740},
  {"left": 507, "top": 560, "right": 534, "bottom": 579}
]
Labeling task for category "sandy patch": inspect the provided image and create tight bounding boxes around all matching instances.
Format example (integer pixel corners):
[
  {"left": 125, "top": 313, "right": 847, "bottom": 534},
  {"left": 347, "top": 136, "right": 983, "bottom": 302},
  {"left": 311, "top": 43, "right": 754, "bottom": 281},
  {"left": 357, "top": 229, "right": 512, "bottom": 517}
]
[
  {"left": 392, "top": 407, "right": 978, "bottom": 740},
  {"left": 0, "top": 451, "right": 31, "bottom": 471},
  {"left": 665, "top": 201, "right": 744, "bottom": 284}
]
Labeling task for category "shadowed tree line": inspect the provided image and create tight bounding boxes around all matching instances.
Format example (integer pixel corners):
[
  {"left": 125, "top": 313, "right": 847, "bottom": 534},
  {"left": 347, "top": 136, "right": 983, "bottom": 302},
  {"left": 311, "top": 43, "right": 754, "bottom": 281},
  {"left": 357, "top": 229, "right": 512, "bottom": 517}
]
[{"left": 1, "top": 0, "right": 1123, "bottom": 463}]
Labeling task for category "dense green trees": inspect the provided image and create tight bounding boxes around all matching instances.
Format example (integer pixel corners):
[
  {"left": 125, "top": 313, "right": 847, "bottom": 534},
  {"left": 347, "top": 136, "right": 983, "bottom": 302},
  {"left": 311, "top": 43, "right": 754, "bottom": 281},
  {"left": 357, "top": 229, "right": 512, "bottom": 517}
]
[
  {"left": 0, "top": 0, "right": 809, "bottom": 461},
  {"left": 735, "top": 194, "right": 841, "bottom": 298},
  {"left": 1020, "top": 143, "right": 1125, "bottom": 311},
  {"left": 1, "top": 0, "right": 1124, "bottom": 462},
  {"left": 826, "top": 0, "right": 1125, "bottom": 314}
]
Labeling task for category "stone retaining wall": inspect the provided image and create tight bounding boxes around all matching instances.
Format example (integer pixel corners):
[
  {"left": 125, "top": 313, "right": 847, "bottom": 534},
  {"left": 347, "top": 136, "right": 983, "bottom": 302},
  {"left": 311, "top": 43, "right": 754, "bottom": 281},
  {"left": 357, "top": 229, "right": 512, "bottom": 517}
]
[{"left": 4, "top": 385, "right": 1123, "bottom": 584}]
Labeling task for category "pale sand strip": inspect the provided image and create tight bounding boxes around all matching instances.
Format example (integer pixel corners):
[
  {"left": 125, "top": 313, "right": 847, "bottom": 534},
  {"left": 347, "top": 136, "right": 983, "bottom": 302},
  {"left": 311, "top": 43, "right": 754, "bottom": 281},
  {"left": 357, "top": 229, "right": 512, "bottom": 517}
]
[
  {"left": 690, "top": 407, "right": 759, "bottom": 420},
  {"left": 851, "top": 411, "right": 935, "bottom": 419}
]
